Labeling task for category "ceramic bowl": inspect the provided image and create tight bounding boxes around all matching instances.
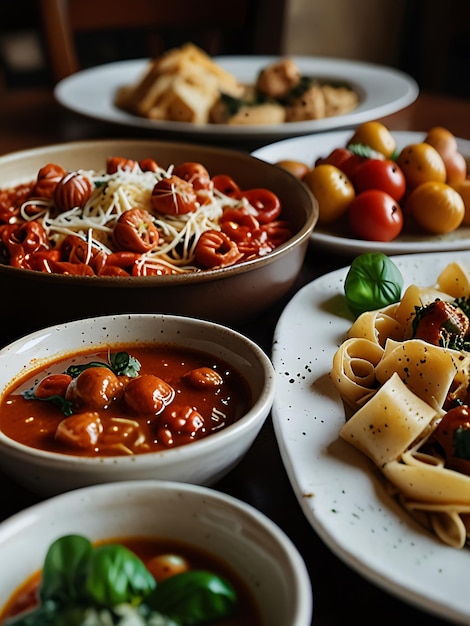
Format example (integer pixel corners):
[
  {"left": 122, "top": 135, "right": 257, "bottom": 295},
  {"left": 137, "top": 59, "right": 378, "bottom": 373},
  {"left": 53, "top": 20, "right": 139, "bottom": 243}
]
[
  {"left": 0, "top": 139, "right": 317, "bottom": 333},
  {"left": 0, "top": 313, "right": 275, "bottom": 496},
  {"left": 0, "top": 480, "right": 313, "bottom": 626}
]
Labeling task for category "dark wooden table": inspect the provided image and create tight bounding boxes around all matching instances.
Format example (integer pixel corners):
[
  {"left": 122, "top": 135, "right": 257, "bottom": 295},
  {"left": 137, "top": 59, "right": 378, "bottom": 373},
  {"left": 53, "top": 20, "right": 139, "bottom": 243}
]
[{"left": 0, "top": 85, "right": 469, "bottom": 625}]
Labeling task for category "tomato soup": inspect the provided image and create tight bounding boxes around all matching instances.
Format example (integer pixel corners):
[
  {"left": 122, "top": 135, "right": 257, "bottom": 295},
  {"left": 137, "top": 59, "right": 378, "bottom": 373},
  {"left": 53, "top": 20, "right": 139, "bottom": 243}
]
[{"left": 0, "top": 343, "right": 251, "bottom": 456}]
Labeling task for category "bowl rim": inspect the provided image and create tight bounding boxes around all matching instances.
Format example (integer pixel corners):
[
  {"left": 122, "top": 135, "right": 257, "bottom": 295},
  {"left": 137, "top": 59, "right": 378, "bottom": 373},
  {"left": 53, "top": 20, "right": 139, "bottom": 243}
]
[
  {"left": 0, "top": 313, "right": 275, "bottom": 465},
  {"left": 0, "top": 479, "right": 313, "bottom": 625},
  {"left": 0, "top": 138, "right": 318, "bottom": 286}
]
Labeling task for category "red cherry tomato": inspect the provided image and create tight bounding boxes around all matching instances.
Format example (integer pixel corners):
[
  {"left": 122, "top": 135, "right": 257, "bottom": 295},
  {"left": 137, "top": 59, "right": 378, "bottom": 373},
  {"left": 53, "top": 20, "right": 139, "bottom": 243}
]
[
  {"left": 340, "top": 154, "right": 370, "bottom": 180},
  {"left": 353, "top": 158, "right": 406, "bottom": 201},
  {"left": 432, "top": 405, "right": 470, "bottom": 475},
  {"left": 315, "top": 147, "right": 353, "bottom": 169},
  {"left": 348, "top": 190, "right": 403, "bottom": 242}
]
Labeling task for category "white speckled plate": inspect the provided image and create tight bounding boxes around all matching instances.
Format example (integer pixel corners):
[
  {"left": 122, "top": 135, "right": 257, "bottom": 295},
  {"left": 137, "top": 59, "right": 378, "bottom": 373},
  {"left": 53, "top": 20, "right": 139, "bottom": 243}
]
[
  {"left": 272, "top": 250, "right": 470, "bottom": 624},
  {"left": 253, "top": 131, "right": 470, "bottom": 255}
]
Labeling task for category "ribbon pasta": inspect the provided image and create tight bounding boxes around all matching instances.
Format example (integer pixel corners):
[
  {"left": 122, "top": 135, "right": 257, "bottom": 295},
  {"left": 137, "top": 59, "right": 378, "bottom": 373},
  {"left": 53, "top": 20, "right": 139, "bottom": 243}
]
[{"left": 331, "top": 261, "right": 470, "bottom": 548}]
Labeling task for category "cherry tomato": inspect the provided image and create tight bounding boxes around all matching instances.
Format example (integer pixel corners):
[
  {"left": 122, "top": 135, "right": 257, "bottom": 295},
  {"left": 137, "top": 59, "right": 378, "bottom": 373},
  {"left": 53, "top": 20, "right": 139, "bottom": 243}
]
[
  {"left": 241, "top": 188, "right": 282, "bottom": 223},
  {"left": 453, "top": 179, "right": 470, "bottom": 226},
  {"left": 347, "top": 121, "right": 397, "bottom": 158},
  {"left": 432, "top": 405, "right": 470, "bottom": 475},
  {"left": 339, "top": 154, "right": 370, "bottom": 181},
  {"left": 424, "top": 126, "right": 459, "bottom": 155},
  {"left": 348, "top": 190, "right": 403, "bottom": 241},
  {"left": 353, "top": 158, "right": 406, "bottom": 201},
  {"left": 406, "top": 181, "right": 465, "bottom": 234},
  {"left": 275, "top": 159, "right": 310, "bottom": 179},
  {"left": 315, "top": 147, "right": 353, "bottom": 169},
  {"left": 146, "top": 554, "right": 189, "bottom": 582},
  {"left": 423, "top": 127, "right": 467, "bottom": 185},
  {"left": 113, "top": 207, "right": 159, "bottom": 253},
  {"left": 396, "top": 143, "right": 446, "bottom": 188},
  {"left": 303, "top": 164, "right": 355, "bottom": 224},
  {"left": 151, "top": 175, "right": 198, "bottom": 215}
]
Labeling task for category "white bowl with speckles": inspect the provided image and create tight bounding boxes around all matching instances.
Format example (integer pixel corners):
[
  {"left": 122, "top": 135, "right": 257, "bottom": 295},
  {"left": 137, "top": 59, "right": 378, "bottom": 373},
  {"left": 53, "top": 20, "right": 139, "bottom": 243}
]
[
  {"left": 0, "top": 480, "right": 313, "bottom": 626},
  {"left": 0, "top": 313, "right": 275, "bottom": 496}
]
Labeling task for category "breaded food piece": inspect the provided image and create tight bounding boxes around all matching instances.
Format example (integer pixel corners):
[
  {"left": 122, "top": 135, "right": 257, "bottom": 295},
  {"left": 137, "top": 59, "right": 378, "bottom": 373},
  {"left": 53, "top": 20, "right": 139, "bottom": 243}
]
[
  {"left": 285, "top": 81, "right": 359, "bottom": 121},
  {"left": 115, "top": 43, "right": 243, "bottom": 124},
  {"left": 322, "top": 84, "right": 359, "bottom": 117},
  {"left": 285, "top": 82, "right": 326, "bottom": 122},
  {"left": 256, "top": 59, "right": 301, "bottom": 99},
  {"left": 210, "top": 98, "right": 286, "bottom": 125}
]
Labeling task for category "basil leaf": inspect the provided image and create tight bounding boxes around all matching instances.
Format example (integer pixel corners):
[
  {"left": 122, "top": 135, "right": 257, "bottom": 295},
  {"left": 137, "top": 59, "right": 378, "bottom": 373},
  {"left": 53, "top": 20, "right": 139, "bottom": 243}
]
[
  {"left": 85, "top": 544, "right": 156, "bottom": 607},
  {"left": 40, "top": 535, "right": 93, "bottom": 605},
  {"left": 22, "top": 388, "right": 74, "bottom": 417},
  {"left": 344, "top": 252, "right": 403, "bottom": 318},
  {"left": 148, "top": 570, "right": 237, "bottom": 625},
  {"left": 109, "top": 352, "right": 141, "bottom": 377}
]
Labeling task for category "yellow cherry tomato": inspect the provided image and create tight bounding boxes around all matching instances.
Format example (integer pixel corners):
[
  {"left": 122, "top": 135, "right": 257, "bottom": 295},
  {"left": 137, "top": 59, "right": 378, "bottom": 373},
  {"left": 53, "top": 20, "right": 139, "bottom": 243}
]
[
  {"left": 396, "top": 143, "right": 446, "bottom": 188},
  {"left": 303, "top": 164, "right": 355, "bottom": 224},
  {"left": 275, "top": 159, "right": 310, "bottom": 179},
  {"left": 406, "top": 181, "right": 465, "bottom": 234},
  {"left": 347, "top": 121, "right": 396, "bottom": 158},
  {"left": 424, "top": 126, "right": 467, "bottom": 185},
  {"left": 453, "top": 179, "right": 470, "bottom": 226}
]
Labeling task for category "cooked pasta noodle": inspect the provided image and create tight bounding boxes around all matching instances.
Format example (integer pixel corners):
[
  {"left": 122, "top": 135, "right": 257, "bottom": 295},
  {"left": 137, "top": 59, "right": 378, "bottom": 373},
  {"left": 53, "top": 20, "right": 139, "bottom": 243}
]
[{"left": 331, "top": 260, "right": 470, "bottom": 548}]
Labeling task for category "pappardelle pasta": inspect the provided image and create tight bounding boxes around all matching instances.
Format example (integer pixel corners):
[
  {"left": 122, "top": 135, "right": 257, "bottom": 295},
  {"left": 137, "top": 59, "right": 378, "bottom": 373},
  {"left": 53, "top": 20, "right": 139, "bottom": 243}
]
[{"left": 331, "top": 260, "right": 470, "bottom": 548}]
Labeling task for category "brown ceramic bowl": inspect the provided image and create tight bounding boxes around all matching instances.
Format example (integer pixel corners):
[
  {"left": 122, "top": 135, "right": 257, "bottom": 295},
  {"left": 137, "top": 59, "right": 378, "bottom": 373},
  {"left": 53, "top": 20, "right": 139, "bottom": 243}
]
[{"left": 0, "top": 139, "right": 317, "bottom": 333}]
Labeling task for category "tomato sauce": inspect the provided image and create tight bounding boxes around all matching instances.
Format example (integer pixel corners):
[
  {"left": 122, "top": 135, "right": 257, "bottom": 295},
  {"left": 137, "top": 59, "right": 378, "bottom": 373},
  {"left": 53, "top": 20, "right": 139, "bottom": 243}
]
[
  {"left": 0, "top": 535, "right": 263, "bottom": 625},
  {"left": 0, "top": 344, "right": 251, "bottom": 456}
]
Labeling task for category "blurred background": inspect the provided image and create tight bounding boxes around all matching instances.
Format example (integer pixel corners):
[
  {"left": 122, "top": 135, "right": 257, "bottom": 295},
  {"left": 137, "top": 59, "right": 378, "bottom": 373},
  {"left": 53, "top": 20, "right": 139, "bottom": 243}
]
[{"left": 0, "top": 0, "right": 469, "bottom": 97}]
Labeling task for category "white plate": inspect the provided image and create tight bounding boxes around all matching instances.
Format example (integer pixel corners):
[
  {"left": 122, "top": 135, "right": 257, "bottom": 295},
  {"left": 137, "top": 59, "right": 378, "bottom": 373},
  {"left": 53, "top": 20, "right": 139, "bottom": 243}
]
[
  {"left": 272, "top": 249, "right": 470, "bottom": 624},
  {"left": 253, "top": 130, "right": 470, "bottom": 255},
  {"left": 54, "top": 56, "right": 418, "bottom": 141}
]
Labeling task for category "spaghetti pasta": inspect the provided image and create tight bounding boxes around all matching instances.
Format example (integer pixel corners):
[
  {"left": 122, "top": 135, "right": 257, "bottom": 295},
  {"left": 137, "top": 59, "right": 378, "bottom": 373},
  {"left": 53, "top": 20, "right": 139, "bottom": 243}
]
[{"left": 0, "top": 158, "right": 291, "bottom": 276}]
